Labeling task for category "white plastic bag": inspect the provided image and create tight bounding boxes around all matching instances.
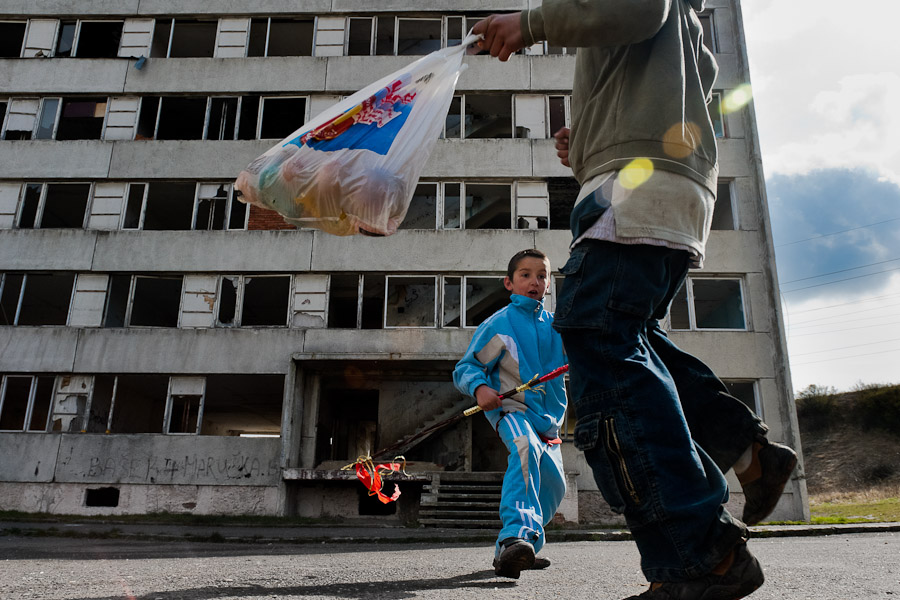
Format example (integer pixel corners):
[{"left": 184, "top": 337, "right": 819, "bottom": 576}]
[{"left": 235, "top": 34, "right": 478, "bottom": 236}]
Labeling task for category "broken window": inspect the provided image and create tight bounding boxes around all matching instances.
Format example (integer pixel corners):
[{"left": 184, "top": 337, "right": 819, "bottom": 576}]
[
  {"left": 102, "top": 274, "right": 131, "bottom": 328},
  {"left": 201, "top": 374, "right": 283, "bottom": 436},
  {"left": 465, "top": 183, "right": 512, "bottom": 229},
  {"left": 443, "top": 182, "right": 462, "bottom": 229},
  {"left": 0, "top": 272, "right": 75, "bottom": 326},
  {"left": 669, "top": 277, "right": 746, "bottom": 330},
  {"left": 385, "top": 276, "right": 437, "bottom": 328},
  {"left": 166, "top": 377, "right": 204, "bottom": 434},
  {"left": 0, "top": 375, "right": 54, "bottom": 432},
  {"left": 398, "top": 183, "right": 438, "bottom": 230},
  {"left": 87, "top": 375, "right": 116, "bottom": 432},
  {"left": 711, "top": 180, "right": 736, "bottom": 230},
  {"left": 248, "top": 17, "right": 314, "bottom": 57},
  {"left": 20, "top": 183, "right": 91, "bottom": 229},
  {"left": 74, "top": 21, "right": 124, "bottom": 58},
  {"left": 710, "top": 92, "right": 725, "bottom": 138},
  {"left": 315, "top": 386, "right": 378, "bottom": 464},
  {"left": 462, "top": 95, "right": 513, "bottom": 139},
  {"left": 55, "top": 20, "right": 77, "bottom": 57},
  {"left": 34, "top": 98, "right": 60, "bottom": 139},
  {"left": 442, "top": 277, "right": 462, "bottom": 327},
  {"left": 32, "top": 97, "right": 106, "bottom": 140},
  {"left": 194, "top": 183, "right": 246, "bottom": 230},
  {"left": 397, "top": 18, "right": 442, "bottom": 55},
  {"left": 121, "top": 183, "right": 146, "bottom": 229},
  {"left": 259, "top": 97, "right": 307, "bottom": 139},
  {"left": 545, "top": 43, "right": 576, "bottom": 55},
  {"left": 347, "top": 16, "right": 469, "bottom": 56},
  {"left": 548, "top": 177, "right": 579, "bottom": 231},
  {"left": 142, "top": 182, "right": 196, "bottom": 230},
  {"left": 156, "top": 97, "right": 206, "bottom": 140},
  {"left": 206, "top": 97, "right": 238, "bottom": 140},
  {"left": 135, "top": 97, "right": 160, "bottom": 140},
  {"left": 548, "top": 95, "right": 570, "bottom": 137},
  {"left": 237, "top": 95, "right": 261, "bottom": 140},
  {"left": 129, "top": 275, "right": 183, "bottom": 327},
  {"left": 0, "top": 21, "right": 26, "bottom": 57},
  {"left": 151, "top": 19, "right": 217, "bottom": 58},
  {"left": 465, "top": 277, "right": 507, "bottom": 327},
  {"left": 107, "top": 375, "right": 169, "bottom": 433},
  {"left": 444, "top": 96, "right": 462, "bottom": 139},
  {"left": 49, "top": 381, "right": 89, "bottom": 433},
  {"left": 216, "top": 275, "right": 290, "bottom": 327}
]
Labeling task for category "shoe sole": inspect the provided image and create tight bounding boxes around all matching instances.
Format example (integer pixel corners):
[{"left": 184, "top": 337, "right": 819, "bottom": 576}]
[
  {"left": 494, "top": 543, "right": 535, "bottom": 579},
  {"left": 742, "top": 444, "right": 798, "bottom": 526}
]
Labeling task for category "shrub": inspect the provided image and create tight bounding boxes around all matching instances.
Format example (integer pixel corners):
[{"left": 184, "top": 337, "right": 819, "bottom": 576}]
[
  {"left": 795, "top": 384, "right": 841, "bottom": 431},
  {"left": 853, "top": 385, "right": 900, "bottom": 438}
]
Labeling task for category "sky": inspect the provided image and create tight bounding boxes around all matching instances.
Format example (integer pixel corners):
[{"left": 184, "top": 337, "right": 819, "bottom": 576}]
[{"left": 740, "top": 0, "right": 900, "bottom": 393}]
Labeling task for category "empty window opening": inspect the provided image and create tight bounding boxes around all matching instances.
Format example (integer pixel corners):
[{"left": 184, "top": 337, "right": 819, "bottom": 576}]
[
  {"left": 0, "top": 22, "right": 26, "bottom": 57},
  {"left": 548, "top": 178, "right": 579, "bottom": 230},
  {"left": 328, "top": 274, "right": 361, "bottom": 328},
  {"left": 465, "top": 277, "right": 507, "bottom": 327},
  {"left": 444, "top": 96, "right": 462, "bottom": 138},
  {"left": 217, "top": 276, "right": 239, "bottom": 326},
  {"left": 241, "top": 276, "right": 290, "bottom": 326},
  {"left": 399, "top": 183, "right": 438, "bottom": 230},
  {"left": 13, "top": 273, "right": 76, "bottom": 326},
  {"left": 108, "top": 375, "right": 169, "bottom": 433},
  {"left": 55, "top": 20, "right": 77, "bottom": 57},
  {"left": 158, "top": 19, "right": 217, "bottom": 58},
  {"left": 670, "top": 278, "right": 746, "bottom": 330},
  {"left": 443, "top": 182, "right": 461, "bottom": 228},
  {"left": 397, "top": 18, "right": 441, "bottom": 55},
  {"left": 122, "top": 184, "right": 146, "bottom": 229},
  {"left": 206, "top": 97, "right": 238, "bottom": 140},
  {"left": 374, "top": 17, "right": 395, "bottom": 55},
  {"left": 385, "top": 276, "right": 436, "bottom": 328},
  {"left": 260, "top": 97, "right": 307, "bottom": 139},
  {"left": 102, "top": 275, "right": 131, "bottom": 328},
  {"left": 129, "top": 275, "right": 182, "bottom": 327},
  {"left": 143, "top": 182, "right": 196, "bottom": 230},
  {"left": 548, "top": 96, "right": 569, "bottom": 137},
  {"left": 88, "top": 375, "right": 116, "bottom": 433},
  {"left": 0, "top": 375, "right": 54, "bottom": 432},
  {"left": 50, "top": 392, "right": 87, "bottom": 433},
  {"left": 194, "top": 184, "right": 229, "bottom": 230},
  {"left": 442, "top": 277, "right": 461, "bottom": 327},
  {"left": 56, "top": 98, "right": 106, "bottom": 140},
  {"left": 135, "top": 97, "right": 160, "bottom": 139},
  {"left": 466, "top": 183, "right": 512, "bottom": 229},
  {"left": 35, "top": 98, "right": 60, "bottom": 140},
  {"left": 168, "top": 394, "right": 202, "bottom": 434},
  {"left": 464, "top": 95, "right": 513, "bottom": 139},
  {"left": 0, "top": 273, "right": 24, "bottom": 325},
  {"left": 315, "top": 387, "right": 378, "bottom": 464},
  {"left": 446, "top": 17, "right": 463, "bottom": 47},
  {"left": 248, "top": 18, "right": 314, "bottom": 57},
  {"left": 75, "top": 21, "right": 124, "bottom": 58},
  {"left": 156, "top": 97, "right": 206, "bottom": 140},
  {"left": 201, "top": 375, "right": 284, "bottom": 436},
  {"left": 237, "top": 95, "right": 261, "bottom": 140},
  {"left": 39, "top": 183, "right": 90, "bottom": 228},
  {"left": 347, "top": 18, "right": 375, "bottom": 56},
  {"left": 16, "top": 183, "right": 42, "bottom": 228},
  {"left": 712, "top": 180, "right": 735, "bottom": 230},
  {"left": 361, "top": 274, "right": 386, "bottom": 329},
  {"left": 710, "top": 92, "right": 725, "bottom": 138},
  {"left": 699, "top": 13, "right": 718, "bottom": 53},
  {"left": 85, "top": 487, "right": 120, "bottom": 507},
  {"left": 724, "top": 380, "right": 759, "bottom": 415}
]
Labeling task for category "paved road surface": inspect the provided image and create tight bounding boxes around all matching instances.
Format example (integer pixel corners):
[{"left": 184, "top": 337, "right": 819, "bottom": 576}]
[{"left": 1, "top": 532, "right": 897, "bottom": 599}]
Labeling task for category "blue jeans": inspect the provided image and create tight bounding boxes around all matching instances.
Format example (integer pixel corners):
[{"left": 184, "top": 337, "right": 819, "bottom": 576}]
[{"left": 553, "top": 240, "right": 749, "bottom": 582}]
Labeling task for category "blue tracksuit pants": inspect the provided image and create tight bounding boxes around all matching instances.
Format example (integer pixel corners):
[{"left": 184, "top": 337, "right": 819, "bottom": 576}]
[{"left": 495, "top": 412, "right": 566, "bottom": 555}]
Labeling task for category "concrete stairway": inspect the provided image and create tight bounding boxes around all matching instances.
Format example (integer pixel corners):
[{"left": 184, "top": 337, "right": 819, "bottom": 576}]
[{"left": 418, "top": 472, "right": 503, "bottom": 528}]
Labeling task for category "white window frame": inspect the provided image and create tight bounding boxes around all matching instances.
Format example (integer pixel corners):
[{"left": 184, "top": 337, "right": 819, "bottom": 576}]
[
  {"left": 127, "top": 274, "right": 185, "bottom": 328},
  {"left": 192, "top": 183, "right": 247, "bottom": 230},
  {"left": 203, "top": 96, "right": 240, "bottom": 140},
  {"left": 0, "top": 375, "right": 54, "bottom": 432},
  {"left": 216, "top": 274, "right": 292, "bottom": 328},
  {"left": 723, "top": 379, "right": 762, "bottom": 417},
  {"left": 164, "top": 377, "right": 206, "bottom": 435},
  {"left": 33, "top": 96, "right": 109, "bottom": 141},
  {"left": 710, "top": 91, "right": 726, "bottom": 138},
  {"left": 671, "top": 276, "right": 748, "bottom": 332},
  {"left": 384, "top": 275, "right": 438, "bottom": 329},
  {"left": 344, "top": 15, "right": 464, "bottom": 56},
  {"left": 15, "top": 182, "right": 93, "bottom": 229}
]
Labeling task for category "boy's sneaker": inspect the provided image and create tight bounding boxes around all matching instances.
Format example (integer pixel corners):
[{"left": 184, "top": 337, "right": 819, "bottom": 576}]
[
  {"left": 738, "top": 440, "right": 798, "bottom": 526},
  {"left": 493, "top": 538, "right": 535, "bottom": 579},
  {"left": 623, "top": 539, "right": 764, "bottom": 600}
]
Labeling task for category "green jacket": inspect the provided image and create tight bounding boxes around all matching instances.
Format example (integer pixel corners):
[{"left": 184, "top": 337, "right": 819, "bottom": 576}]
[{"left": 521, "top": 0, "right": 719, "bottom": 193}]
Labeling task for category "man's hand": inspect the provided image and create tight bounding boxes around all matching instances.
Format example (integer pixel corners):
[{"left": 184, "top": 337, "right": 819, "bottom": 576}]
[
  {"left": 472, "top": 13, "right": 525, "bottom": 62},
  {"left": 475, "top": 384, "right": 503, "bottom": 411},
  {"left": 554, "top": 127, "right": 571, "bottom": 168}
]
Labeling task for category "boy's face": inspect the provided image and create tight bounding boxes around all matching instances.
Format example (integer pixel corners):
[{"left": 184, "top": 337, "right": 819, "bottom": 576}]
[{"left": 504, "top": 256, "right": 551, "bottom": 300}]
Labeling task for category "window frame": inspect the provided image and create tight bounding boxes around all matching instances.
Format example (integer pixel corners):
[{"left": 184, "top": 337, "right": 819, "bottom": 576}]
[
  {"left": 15, "top": 182, "right": 93, "bottom": 230},
  {"left": 0, "top": 272, "right": 77, "bottom": 327},
  {"left": 127, "top": 274, "right": 185, "bottom": 328},
  {"left": 164, "top": 377, "right": 206, "bottom": 435},
  {"left": 383, "top": 275, "right": 439, "bottom": 329},
  {"left": 216, "top": 274, "right": 292, "bottom": 328},
  {"left": 0, "top": 375, "right": 55, "bottom": 432},
  {"left": 670, "top": 276, "right": 749, "bottom": 332}
]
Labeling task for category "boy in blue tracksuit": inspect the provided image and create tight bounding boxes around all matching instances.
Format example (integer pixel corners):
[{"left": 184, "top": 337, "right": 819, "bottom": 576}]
[{"left": 453, "top": 248, "right": 567, "bottom": 579}]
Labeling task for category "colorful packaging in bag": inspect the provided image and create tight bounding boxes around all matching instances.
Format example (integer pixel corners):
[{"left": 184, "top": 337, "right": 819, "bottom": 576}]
[{"left": 235, "top": 34, "right": 477, "bottom": 236}]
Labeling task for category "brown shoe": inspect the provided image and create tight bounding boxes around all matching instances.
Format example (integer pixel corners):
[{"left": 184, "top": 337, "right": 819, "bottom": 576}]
[
  {"left": 623, "top": 539, "right": 764, "bottom": 599},
  {"left": 738, "top": 441, "right": 798, "bottom": 526},
  {"left": 492, "top": 555, "right": 550, "bottom": 571},
  {"left": 492, "top": 538, "right": 535, "bottom": 579}
]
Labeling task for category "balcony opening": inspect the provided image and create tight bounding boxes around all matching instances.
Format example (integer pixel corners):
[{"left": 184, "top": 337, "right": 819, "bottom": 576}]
[
  {"left": 108, "top": 375, "right": 169, "bottom": 433},
  {"left": 156, "top": 97, "right": 206, "bottom": 141},
  {"left": 76, "top": 21, "right": 124, "bottom": 58},
  {"left": 328, "top": 274, "right": 360, "bottom": 328},
  {"left": 14, "top": 273, "right": 76, "bottom": 326},
  {"left": 260, "top": 97, "right": 307, "bottom": 139},
  {"left": 241, "top": 276, "right": 290, "bottom": 326},
  {"left": 201, "top": 375, "right": 284, "bottom": 436}
]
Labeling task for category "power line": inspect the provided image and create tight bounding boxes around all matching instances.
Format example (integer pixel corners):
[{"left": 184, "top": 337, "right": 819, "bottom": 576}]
[
  {"left": 791, "top": 347, "right": 900, "bottom": 366},
  {"left": 781, "top": 266, "right": 900, "bottom": 293},
  {"left": 783, "top": 292, "right": 900, "bottom": 314},
  {"left": 791, "top": 337, "right": 900, "bottom": 357},
  {"left": 776, "top": 216, "right": 900, "bottom": 247},
  {"left": 788, "top": 319, "right": 900, "bottom": 337},
  {"left": 788, "top": 303, "right": 900, "bottom": 328},
  {"left": 780, "top": 257, "right": 900, "bottom": 285}
]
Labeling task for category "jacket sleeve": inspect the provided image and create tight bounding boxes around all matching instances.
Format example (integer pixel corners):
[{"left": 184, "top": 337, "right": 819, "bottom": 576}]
[
  {"left": 453, "top": 321, "right": 503, "bottom": 399},
  {"left": 521, "top": 0, "right": 672, "bottom": 48}
]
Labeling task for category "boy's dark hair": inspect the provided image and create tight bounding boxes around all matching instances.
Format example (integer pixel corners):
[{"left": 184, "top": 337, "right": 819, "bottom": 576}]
[{"left": 507, "top": 248, "right": 549, "bottom": 279}]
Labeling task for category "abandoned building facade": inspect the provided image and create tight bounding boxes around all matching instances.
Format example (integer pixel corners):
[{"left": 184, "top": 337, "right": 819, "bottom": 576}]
[{"left": 0, "top": 0, "right": 809, "bottom": 525}]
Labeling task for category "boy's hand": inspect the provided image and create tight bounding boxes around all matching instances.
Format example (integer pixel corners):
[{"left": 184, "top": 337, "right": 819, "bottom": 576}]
[
  {"left": 475, "top": 385, "right": 503, "bottom": 411},
  {"left": 472, "top": 13, "right": 525, "bottom": 62},
  {"left": 554, "top": 127, "right": 571, "bottom": 168}
]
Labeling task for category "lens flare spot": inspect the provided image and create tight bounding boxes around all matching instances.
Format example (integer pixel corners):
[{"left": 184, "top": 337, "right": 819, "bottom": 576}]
[
  {"left": 722, "top": 84, "right": 752, "bottom": 114},
  {"left": 662, "top": 121, "right": 702, "bottom": 158},
  {"left": 619, "top": 158, "right": 654, "bottom": 189}
]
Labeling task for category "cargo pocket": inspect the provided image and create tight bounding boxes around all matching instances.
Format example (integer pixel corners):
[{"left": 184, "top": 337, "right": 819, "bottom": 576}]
[
  {"left": 552, "top": 247, "right": 587, "bottom": 323},
  {"left": 573, "top": 412, "right": 626, "bottom": 513}
]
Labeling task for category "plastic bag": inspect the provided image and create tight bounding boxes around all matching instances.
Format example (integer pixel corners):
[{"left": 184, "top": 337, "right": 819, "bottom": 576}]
[{"left": 235, "top": 34, "right": 478, "bottom": 236}]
